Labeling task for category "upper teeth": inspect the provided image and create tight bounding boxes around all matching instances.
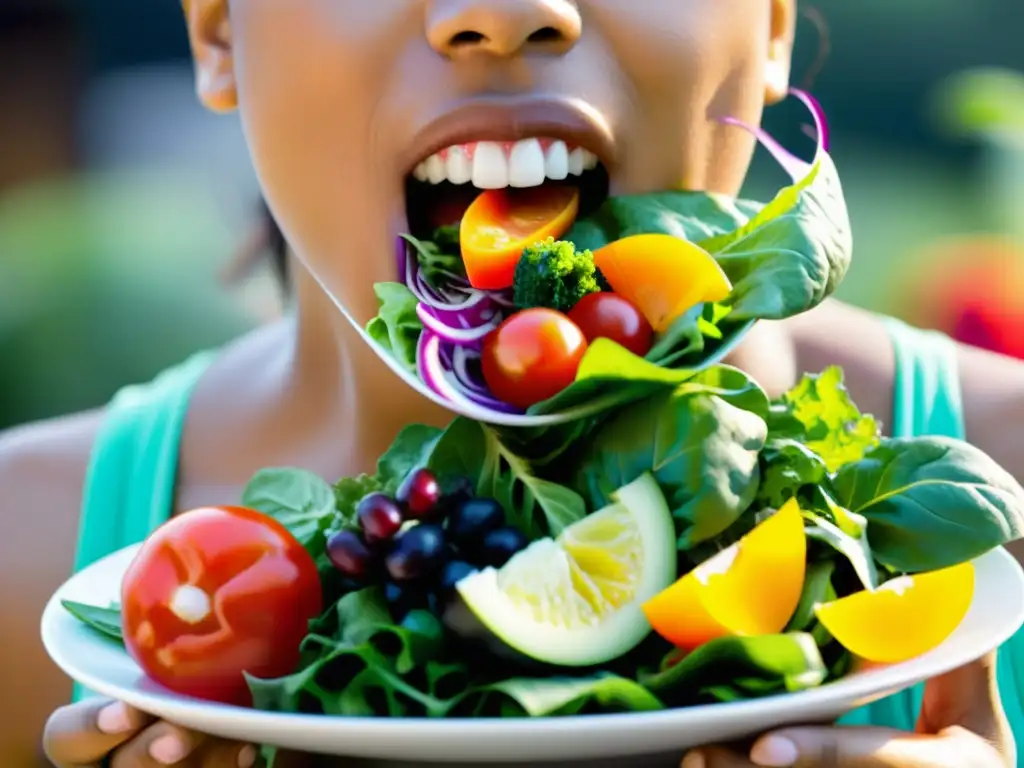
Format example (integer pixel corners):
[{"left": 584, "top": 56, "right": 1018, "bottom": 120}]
[{"left": 412, "top": 138, "right": 599, "bottom": 189}]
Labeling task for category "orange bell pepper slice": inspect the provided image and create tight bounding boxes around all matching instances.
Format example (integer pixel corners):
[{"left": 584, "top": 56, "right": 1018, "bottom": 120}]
[{"left": 460, "top": 186, "right": 579, "bottom": 290}]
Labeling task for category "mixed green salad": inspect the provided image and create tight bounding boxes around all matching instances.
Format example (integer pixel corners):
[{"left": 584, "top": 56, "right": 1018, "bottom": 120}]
[{"left": 61, "top": 92, "right": 1024, "bottom": 767}]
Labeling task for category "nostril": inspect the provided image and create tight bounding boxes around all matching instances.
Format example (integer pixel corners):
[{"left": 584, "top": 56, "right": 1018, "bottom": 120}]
[
  {"left": 449, "top": 30, "right": 487, "bottom": 47},
  {"left": 527, "top": 27, "right": 564, "bottom": 44}
]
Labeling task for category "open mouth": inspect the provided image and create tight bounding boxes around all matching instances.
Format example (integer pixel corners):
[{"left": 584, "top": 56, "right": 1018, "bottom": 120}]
[{"left": 404, "top": 136, "right": 610, "bottom": 238}]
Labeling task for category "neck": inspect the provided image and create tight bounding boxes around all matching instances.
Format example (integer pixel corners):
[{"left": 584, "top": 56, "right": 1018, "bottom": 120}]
[{"left": 286, "top": 264, "right": 453, "bottom": 471}]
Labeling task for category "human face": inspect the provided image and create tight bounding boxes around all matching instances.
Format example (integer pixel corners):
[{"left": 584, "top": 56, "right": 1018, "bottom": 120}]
[{"left": 184, "top": 0, "right": 795, "bottom": 324}]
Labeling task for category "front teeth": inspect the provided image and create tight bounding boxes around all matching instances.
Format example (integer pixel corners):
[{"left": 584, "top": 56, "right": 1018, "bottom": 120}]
[{"left": 413, "top": 138, "right": 599, "bottom": 189}]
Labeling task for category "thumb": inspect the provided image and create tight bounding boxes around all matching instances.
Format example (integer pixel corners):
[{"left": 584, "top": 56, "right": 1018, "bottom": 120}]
[
  {"left": 43, "top": 698, "right": 153, "bottom": 767},
  {"left": 919, "top": 652, "right": 1007, "bottom": 743}
]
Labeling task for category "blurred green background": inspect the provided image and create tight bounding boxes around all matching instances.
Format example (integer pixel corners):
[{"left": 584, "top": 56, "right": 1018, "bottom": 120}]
[{"left": 2, "top": 0, "right": 1024, "bottom": 430}]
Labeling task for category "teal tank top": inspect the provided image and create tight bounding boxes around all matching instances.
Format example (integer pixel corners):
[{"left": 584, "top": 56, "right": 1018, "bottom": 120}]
[{"left": 72, "top": 322, "right": 1024, "bottom": 751}]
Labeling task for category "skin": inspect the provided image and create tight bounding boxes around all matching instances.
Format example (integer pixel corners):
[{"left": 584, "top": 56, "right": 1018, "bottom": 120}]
[{"left": 0, "top": 0, "right": 1022, "bottom": 765}]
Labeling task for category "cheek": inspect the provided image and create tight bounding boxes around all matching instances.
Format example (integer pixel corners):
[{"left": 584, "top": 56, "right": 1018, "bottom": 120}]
[
  {"left": 230, "top": 2, "right": 415, "bottom": 320},
  {"left": 588, "top": 0, "right": 767, "bottom": 193}
]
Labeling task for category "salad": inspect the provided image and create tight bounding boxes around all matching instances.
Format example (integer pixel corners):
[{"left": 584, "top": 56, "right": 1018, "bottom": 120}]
[
  {"left": 369, "top": 90, "right": 850, "bottom": 421},
  {"left": 62, "top": 92, "right": 1024, "bottom": 760}
]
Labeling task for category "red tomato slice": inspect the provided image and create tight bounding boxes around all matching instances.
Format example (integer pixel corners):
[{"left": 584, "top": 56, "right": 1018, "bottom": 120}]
[
  {"left": 121, "top": 506, "right": 321, "bottom": 705},
  {"left": 460, "top": 186, "right": 579, "bottom": 290},
  {"left": 481, "top": 308, "right": 588, "bottom": 409}
]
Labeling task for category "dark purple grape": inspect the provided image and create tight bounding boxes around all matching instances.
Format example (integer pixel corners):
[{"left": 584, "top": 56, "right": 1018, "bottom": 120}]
[
  {"left": 437, "top": 560, "right": 477, "bottom": 594},
  {"left": 441, "top": 476, "right": 475, "bottom": 507},
  {"left": 447, "top": 497, "right": 505, "bottom": 549},
  {"left": 326, "top": 529, "right": 374, "bottom": 579},
  {"left": 397, "top": 468, "right": 442, "bottom": 519},
  {"left": 356, "top": 492, "right": 404, "bottom": 544},
  {"left": 385, "top": 524, "right": 446, "bottom": 582},
  {"left": 384, "top": 581, "right": 436, "bottom": 621},
  {"left": 480, "top": 527, "right": 529, "bottom": 568}
]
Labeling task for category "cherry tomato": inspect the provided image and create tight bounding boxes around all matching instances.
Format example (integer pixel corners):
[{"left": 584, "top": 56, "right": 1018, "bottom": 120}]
[
  {"left": 121, "top": 506, "right": 322, "bottom": 705},
  {"left": 481, "top": 308, "right": 588, "bottom": 409},
  {"left": 568, "top": 293, "right": 654, "bottom": 357}
]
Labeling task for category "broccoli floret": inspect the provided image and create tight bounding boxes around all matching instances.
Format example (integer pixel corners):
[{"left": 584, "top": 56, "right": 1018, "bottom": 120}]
[{"left": 512, "top": 237, "right": 606, "bottom": 313}]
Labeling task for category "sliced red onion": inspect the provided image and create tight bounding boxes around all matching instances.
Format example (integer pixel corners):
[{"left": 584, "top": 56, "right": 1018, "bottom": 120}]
[
  {"left": 719, "top": 87, "right": 831, "bottom": 183},
  {"left": 416, "top": 303, "right": 497, "bottom": 346},
  {"left": 417, "top": 331, "right": 522, "bottom": 414},
  {"left": 395, "top": 235, "right": 408, "bottom": 284},
  {"left": 451, "top": 345, "right": 492, "bottom": 396}
]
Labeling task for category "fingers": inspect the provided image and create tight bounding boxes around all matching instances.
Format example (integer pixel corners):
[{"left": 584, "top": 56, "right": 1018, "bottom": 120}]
[
  {"left": 108, "top": 719, "right": 253, "bottom": 767},
  {"left": 683, "top": 745, "right": 756, "bottom": 767},
  {"left": 44, "top": 699, "right": 154, "bottom": 767},
  {"left": 921, "top": 653, "right": 1007, "bottom": 745},
  {"left": 743, "top": 725, "right": 1004, "bottom": 768}
]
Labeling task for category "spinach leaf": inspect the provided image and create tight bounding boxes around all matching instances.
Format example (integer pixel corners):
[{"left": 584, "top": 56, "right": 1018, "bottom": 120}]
[
  {"left": 376, "top": 424, "right": 443, "bottom": 492},
  {"left": 768, "top": 367, "right": 880, "bottom": 472},
  {"left": 755, "top": 439, "right": 829, "bottom": 510},
  {"left": 241, "top": 468, "right": 338, "bottom": 557},
  {"left": 62, "top": 600, "right": 123, "bottom": 643},
  {"left": 427, "top": 418, "right": 586, "bottom": 537},
  {"left": 567, "top": 190, "right": 761, "bottom": 251},
  {"left": 529, "top": 321, "right": 756, "bottom": 418},
  {"left": 698, "top": 153, "right": 852, "bottom": 321},
  {"left": 833, "top": 437, "right": 1024, "bottom": 572},
  {"left": 642, "top": 633, "right": 826, "bottom": 706},
  {"left": 365, "top": 282, "right": 422, "bottom": 372},
  {"left": 468, "top": 675, "right": 664, "bottom": 717},
  {"left": 575, "top": 367, "right": 768, "bottom": 548},
  {"left": 805, "top": 510, "right": 879, "bottom": 591}
]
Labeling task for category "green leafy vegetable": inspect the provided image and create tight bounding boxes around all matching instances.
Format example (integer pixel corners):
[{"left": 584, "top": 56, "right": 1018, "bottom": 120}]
[
  {"left": 833, "top": 437, "right": 1024, "bottom": 572},
  {"left": 575, "top": 367, "right": 768, "bottom": 548},
  {"left": 698, "top": 153, "right": 851, "bottom": 321},
  {"left": 365, "top": 282, "right": 422, "bottom": 373},
  {"left": 470, "top": 675, "right": 664, "bottom": 717},
  {"left": 642, "top": 634, "right": 827, "bottom": 706},
  {"left": 376, "top": 424, "right": 443, "bottom": 492},
  {"left": 241, "top": 468, "right": 338, "bottom": 557},
  {"left": 427, "top": 418, "right": 587, "bottom": 537},
  {"left": 767, "top": 367, "right": 880, "bottom": 472},
  {"left": 567, "top": 190, "right": 761, "bottom": 251},
  {"left": 401, "top": 233, "right": 464, "bottom": 284},
  {"left": 62, "top": 600, "right": 123, "bottom": 643}
]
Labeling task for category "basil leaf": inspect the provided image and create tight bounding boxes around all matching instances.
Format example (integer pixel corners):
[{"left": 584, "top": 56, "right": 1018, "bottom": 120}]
[
  {"left": 365, "top": 282, "right": 422, "bottom": 373},
  {"left": 642, "top": 633, "right": 827, "bottom": 706},
  {"left": 241, "top": 468, "right": 338, "bottom": 556},
  {"left": 833, "top": 437, "right": 1024, "bottom": 572},
  {"left": 575, "top": 367, "right": 768, "bottom": 548},
  {"left": 62, "top": 600, "right": 123, "bottom": 642}
]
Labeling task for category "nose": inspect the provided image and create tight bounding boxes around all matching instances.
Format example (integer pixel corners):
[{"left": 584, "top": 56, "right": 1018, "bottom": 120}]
[{"left": 426, "top": 0, "right": 582, "bottom": 59}]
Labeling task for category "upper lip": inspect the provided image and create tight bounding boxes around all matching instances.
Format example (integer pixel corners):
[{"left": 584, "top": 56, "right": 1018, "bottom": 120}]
[{"left": 403, "top": 96, "right": 616, "bottom": 176}]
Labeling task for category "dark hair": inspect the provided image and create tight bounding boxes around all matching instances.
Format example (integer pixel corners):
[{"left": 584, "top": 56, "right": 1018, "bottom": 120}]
[{"left": 261, "top": 200, "right": 289, "bottom": 289}]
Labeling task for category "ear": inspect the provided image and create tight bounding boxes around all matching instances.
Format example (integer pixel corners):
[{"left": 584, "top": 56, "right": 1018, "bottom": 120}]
[
  {"left": 183, "top": 0, "right": 236, "bottom": 113},
  {"left": 765, "top": 0, "right": 797, "bottom": 105}
]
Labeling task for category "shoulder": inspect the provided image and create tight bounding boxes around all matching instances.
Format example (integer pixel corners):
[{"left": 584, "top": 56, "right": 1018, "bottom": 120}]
[
  {"left": 0, "top": 411, "right": 104, "bottom": 763},
  {"left": 957, "top": 343, "right": 1024, "bottom": 481},
  {"left": 0, "top": 410, "right": 104, "bottom": 506},
  {"left": 0, "top": 410, "right": 105, "bottom": 586}
]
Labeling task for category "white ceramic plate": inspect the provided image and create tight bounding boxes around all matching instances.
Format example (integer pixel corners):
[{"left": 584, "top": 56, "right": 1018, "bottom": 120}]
[{"left": 43, "top": 544, "right": 1024, "bottom": 766}]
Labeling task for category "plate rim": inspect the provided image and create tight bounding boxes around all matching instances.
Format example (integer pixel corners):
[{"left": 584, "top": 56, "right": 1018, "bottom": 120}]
[{"left": 41, "top": 543, "right": 1024, "bottom": 748}]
